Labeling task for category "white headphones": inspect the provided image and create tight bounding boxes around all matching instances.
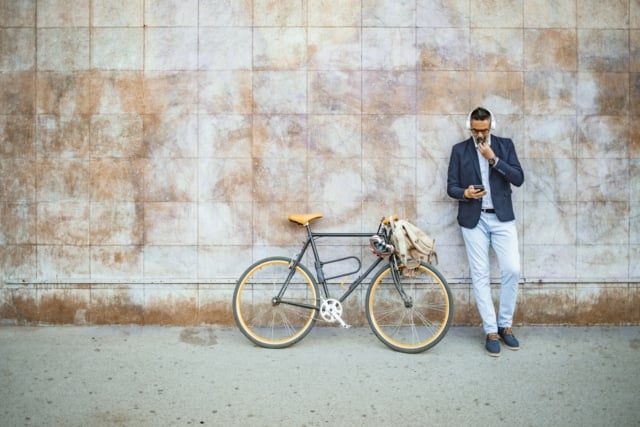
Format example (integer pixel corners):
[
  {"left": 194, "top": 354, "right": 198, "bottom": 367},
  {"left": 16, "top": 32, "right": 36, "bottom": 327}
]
[{"left": 465, "top": 107, "right": 496, "bottom": 130}]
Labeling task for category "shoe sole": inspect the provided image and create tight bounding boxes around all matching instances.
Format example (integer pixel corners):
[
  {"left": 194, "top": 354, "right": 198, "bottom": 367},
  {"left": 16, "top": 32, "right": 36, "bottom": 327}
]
[
  {"left": 485, "top": 342, "right": 501, "bottom": 357},
  {"left": 499, "top": 337, "right": 520, "bottom": 350},
  {"left": 498, "top": 329, "right": 521, "bottom": 350}
]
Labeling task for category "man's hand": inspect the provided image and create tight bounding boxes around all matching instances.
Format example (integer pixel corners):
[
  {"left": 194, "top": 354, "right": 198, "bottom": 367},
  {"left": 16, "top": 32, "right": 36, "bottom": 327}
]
[
  {"left": 477, "top": 140, "right": 495, "bottom": 160},
  {"left": 464, "top": 185, "right": 486, "bottom": 199}
]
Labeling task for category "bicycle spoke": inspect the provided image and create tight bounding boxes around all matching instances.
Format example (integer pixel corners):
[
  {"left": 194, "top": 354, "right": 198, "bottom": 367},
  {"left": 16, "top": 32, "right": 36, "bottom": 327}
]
[
  {"left": 233, "top": 258, "right": 318, "bottom": 349},
  {"left": 366, "top": 262, "right": 453, "bottom": 353}
]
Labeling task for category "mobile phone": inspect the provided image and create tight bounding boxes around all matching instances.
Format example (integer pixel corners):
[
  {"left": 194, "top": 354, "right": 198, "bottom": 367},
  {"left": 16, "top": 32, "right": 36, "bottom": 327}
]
[{"left": 474, "top": 184, "right": 485, "bottom": 191}]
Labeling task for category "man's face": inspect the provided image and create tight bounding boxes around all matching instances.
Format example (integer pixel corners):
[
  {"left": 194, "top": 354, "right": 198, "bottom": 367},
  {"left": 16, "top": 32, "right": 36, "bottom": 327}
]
[{"left": 470, "top": 119, "right": 491, "bottom": 144}]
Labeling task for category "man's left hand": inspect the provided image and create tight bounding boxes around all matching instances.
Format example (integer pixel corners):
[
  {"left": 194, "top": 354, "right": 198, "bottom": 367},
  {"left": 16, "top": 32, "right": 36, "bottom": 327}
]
[{"left": 477, "top": 141, "right": 495, "bottom": 160}]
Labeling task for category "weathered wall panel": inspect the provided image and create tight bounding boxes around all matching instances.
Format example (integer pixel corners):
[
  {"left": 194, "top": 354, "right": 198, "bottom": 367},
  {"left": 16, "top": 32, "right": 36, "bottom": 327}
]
[{"left": 1, "top": 0, "right": 638, "bottom": 325}]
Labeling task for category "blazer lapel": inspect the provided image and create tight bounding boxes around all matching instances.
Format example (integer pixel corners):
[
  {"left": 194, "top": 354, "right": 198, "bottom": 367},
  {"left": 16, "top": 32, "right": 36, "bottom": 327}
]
[
  {"left": 489, "top": 135, "right": 501, "bottom": 159},
  {"left": 466, "top": 138, "right": 482, "bottom": 182}
]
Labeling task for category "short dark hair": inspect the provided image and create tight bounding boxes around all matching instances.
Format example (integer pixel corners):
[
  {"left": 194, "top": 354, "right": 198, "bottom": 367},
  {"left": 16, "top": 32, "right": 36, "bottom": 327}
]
[{"left": 470, "top": 107, "right": 492, "bottom": 122}]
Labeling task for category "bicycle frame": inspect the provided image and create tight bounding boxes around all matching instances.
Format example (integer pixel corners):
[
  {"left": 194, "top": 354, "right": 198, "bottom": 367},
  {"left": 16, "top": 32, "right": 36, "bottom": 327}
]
[{"left": 276, "top": 223, "right": 396, "bottom": 310}]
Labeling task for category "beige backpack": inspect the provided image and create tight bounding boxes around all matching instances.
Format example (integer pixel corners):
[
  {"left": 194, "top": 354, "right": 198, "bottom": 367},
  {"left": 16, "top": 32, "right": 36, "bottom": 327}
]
[{"left": 388, "top": 218, "right": 437, "bottom": 275}]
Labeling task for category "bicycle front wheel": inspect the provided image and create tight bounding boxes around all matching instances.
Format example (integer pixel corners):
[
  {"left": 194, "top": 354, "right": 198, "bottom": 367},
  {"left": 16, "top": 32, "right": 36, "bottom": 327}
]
[
  {"left": 233, "top": 257, "right": 319, "bottom": 349},
  {"left": 366, "top": 262, "right": 453, "bottom": 353}
]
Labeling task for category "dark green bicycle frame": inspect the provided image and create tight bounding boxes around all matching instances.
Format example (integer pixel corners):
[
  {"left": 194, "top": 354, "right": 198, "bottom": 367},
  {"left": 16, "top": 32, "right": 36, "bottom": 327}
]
[{"left": 275, "top": 228, "right": 400, "bottom": 310}]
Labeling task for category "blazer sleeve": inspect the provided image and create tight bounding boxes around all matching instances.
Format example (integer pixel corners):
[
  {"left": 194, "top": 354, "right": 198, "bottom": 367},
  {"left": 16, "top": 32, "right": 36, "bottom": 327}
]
[
  {"left": 447, "top": 142, "right": 468, "bottom": 201},
  {"left": 493, "top": 137, "right": 524, "bottom": 187}
]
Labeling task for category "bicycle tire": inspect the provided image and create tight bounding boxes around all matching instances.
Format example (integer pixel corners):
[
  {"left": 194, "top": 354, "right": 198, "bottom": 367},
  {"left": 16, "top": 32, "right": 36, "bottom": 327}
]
[
  {"left": 233, "top": 257, "right": 319, "bottom": 349},
  {"left": 366, "top": 262, "right": 453, "bottom": 354}
]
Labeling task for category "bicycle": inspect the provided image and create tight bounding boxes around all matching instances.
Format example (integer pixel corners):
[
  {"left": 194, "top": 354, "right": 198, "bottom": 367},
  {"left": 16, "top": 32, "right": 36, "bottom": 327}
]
[{"left": 232, "top": 213, "right": 453, "bottom": 353}]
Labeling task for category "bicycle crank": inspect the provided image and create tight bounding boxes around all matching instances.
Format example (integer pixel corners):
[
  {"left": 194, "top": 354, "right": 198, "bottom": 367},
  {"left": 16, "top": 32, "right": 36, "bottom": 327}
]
[{"left": 319, "top": 299, "right": 350, "bottom": 328}]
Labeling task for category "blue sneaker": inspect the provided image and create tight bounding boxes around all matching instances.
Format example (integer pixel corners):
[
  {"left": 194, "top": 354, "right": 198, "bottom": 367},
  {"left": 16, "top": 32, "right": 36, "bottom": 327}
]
[
  {"left": 498, "top": 327, "right": 520, "bottom": 350},
  {"left": 485, "top": 333, "right": 501, "bottom": 357}
]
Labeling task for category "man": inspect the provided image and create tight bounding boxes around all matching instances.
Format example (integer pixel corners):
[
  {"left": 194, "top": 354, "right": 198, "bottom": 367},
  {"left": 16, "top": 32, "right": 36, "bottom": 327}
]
[{"left": 446, "top": 107, "right": 525, "bottom": 356}]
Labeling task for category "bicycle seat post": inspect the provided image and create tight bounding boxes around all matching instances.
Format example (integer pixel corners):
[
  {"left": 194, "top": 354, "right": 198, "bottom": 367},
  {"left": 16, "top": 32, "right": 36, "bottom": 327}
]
[
  {"left": 287, "top": 213, "right": 327, "bottom": 285},
  {"left": 305, "top": 223, "right": 326, "bottom": 285}
]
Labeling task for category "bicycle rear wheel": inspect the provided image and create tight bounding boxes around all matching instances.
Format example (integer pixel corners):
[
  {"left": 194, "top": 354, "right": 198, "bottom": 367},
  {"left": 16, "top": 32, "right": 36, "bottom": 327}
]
[
  {"left": 366, "top": 262, "right": 453, "bottom": 353},
  {"left": 233, "top": 257, "right": 319, "bottom": 349}
]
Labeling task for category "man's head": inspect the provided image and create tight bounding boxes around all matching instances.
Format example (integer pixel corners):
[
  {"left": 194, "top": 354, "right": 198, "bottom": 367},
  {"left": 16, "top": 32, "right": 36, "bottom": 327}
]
[{"left": 468, "top": 107, "right": 494, "bottom": 144}]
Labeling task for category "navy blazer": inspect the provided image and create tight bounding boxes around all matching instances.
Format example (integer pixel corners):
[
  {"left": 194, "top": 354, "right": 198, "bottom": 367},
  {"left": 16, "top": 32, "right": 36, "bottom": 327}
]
[{"left": 447, "top": 135, "right": 524, "bottom": 229}]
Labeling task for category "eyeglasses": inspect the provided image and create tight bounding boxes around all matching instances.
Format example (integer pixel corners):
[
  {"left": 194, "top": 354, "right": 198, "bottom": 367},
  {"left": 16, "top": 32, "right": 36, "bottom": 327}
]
[{"left": 470, "top": 128, "right": 490, "bottom": 135}]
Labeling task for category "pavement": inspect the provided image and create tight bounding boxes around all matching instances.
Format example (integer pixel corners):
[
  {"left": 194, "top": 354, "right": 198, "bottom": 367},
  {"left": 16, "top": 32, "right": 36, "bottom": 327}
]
[{"left": 0, "top": 325, "right": 639, "bottom": 427}]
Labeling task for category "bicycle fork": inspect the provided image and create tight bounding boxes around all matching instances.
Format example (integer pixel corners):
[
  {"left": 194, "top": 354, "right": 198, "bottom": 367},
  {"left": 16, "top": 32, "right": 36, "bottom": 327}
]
[{"left": 390, "top": 260, "right": 413, "bottom": 308}]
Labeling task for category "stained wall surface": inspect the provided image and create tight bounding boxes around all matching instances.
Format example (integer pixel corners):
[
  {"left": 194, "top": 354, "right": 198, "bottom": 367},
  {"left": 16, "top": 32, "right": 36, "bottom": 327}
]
[{"left": 0, "top": 0, "right": 638, "bottom": 325}]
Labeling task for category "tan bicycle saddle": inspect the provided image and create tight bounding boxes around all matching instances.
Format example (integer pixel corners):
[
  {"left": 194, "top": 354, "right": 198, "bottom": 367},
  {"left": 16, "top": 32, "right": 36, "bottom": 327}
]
[{"left": 288, "top": 213, "right": 323, "bottom": 225}]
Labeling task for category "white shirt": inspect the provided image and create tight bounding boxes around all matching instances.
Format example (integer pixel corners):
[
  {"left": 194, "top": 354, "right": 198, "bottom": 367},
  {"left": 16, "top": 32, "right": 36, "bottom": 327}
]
[{"left": 474, "top": 136, "right": 494, "bottom": 210}]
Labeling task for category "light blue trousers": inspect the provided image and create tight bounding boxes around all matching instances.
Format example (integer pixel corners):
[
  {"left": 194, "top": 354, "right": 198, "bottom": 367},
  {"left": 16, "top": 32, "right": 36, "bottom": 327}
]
[{"left": 461, "top": 212, "right": 520, "bottom": 335}]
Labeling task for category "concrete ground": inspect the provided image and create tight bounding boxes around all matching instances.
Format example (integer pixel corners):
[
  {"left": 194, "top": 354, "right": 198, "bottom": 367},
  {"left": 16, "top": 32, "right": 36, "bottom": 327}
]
[{"left": 0, "top": 325, "right": 639, "bottom": 427}]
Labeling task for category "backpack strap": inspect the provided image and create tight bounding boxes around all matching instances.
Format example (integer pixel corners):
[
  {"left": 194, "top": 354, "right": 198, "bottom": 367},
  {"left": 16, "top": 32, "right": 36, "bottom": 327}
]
[{"left": 389, "top": 218, "right": 411, "bottom": 267}]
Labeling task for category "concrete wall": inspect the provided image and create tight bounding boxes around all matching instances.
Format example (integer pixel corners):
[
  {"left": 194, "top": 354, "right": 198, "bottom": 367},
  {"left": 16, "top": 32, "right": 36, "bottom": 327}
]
[{"left": 1, "top": 0, "right": 638, "bottom": 325}]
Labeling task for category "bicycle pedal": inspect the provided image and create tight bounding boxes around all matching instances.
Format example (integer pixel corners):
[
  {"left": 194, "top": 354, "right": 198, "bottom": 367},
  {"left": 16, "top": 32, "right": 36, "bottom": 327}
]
[{"left": 335, "top": 316, "right": 350, "bottom": 329}]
